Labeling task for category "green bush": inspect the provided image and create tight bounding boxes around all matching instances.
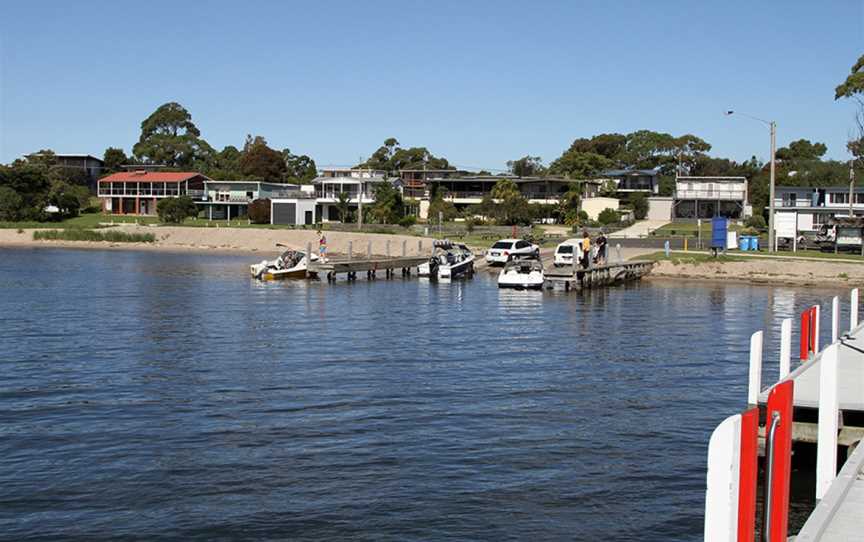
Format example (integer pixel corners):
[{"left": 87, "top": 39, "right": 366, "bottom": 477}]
[
  {"left": 248, "top": 198, "right": 271, "bottom": 224},
  {"left": 744, "top": 214, "right": 767, "bottom": 230},
  {"left": 157, "top": 196, "right": 197, "bottom": 223},
  {"left": 398, "top": 215, "right": 417, "bottom": 228},
  {"left": 0, "top": 186, "right": 24, "bottom": 221},
  {"left": 33, "top": 229, "right": 155, "bottom": 243},
  {"left": 630, "top": 192, "right": 649, "bottom": 220},
  {"left": 598, "top": 208, "right": 619, "bottom": 225}
]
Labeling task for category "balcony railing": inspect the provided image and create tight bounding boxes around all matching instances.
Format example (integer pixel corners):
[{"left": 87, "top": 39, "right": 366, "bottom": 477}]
[{"left": 676, "top": 189, "right": 746, "bottom": 200}]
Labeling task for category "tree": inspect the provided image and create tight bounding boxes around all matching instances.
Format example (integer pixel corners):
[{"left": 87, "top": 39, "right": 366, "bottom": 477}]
[
  {"left": 132, "top": 102, "right": 213, "bottom": 167},
  {"left": 335, "top": 191, "right": 353, "bottom": 223},
  {"left": 566, "top": 133, "right": 627, "bottom": 162},
  {"left": 507, "top": 156, "right": 545, "bottom": 177},
  {"left": 427, "top": 196, "right": 459, "bottom": 222},
  {"left": 358, "top": 138, "right": 453, "bottom": 172},
  {"left": 103, "top": 147, "right": 128, "bottom": 174},
  {"left": 558, "top": 183, "right": 582, "bottom": 225},
  {"left": 0, "top": 186, "right": 23, "bottom": 221},
  {"left": 239, "top": 135, "right": 287, "bottom": 180},
  {"left": 490, "top": 179, "right": 520, "bottom": 200},
  {"left": 835, "top": 55, "right": 864, "bottom": 159},
  {"left": 248, "top": 198, "right": 271, "bottom": 224},
  {"left": 630, "top": 192, "right": 649, "bottom": 220},
  {"left": 549, "top": 151, "right": 612, "bottom": 178},
  {"left": 370, "top": 183, "right": 404, "bottom": 224},
  {"left": 776, "top": 139, "right": 828, "bottom": 163},
  {"left": 282, "top": 149, "right": 317, "bottom": 183},
  {"left": 157, "top": 196, "right": 198, "bottom": 223}
]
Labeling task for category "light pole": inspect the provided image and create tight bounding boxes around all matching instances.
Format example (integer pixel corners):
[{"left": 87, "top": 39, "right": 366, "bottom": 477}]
[{"left": 726, "top": 110, "right": 777, "bottom": 252}]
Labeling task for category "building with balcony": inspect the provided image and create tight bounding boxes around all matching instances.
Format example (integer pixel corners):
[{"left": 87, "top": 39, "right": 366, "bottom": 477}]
[
  {"left": 98, "top": 171, "right": 210, "bottom": 215},
  {"left": 198, "top": 180, "right": 313, "bottom": 220},
  {"left": 314, "top": 168, "right": 397, "bottom": 222},
  {"left": 600, "top": 168, "right": 659, "bottom": 197},
  {"left": 774, "top": 186, "right": 864, "bottom": 232},
  {"left": 673, "top": 176, "right": 749, "bottom": 219},
  {"left": 398, "top": 168, "right": 466, "bottom": 198},
  {"left": 30, "top": 153, "right": 105, "bottom": 189}
]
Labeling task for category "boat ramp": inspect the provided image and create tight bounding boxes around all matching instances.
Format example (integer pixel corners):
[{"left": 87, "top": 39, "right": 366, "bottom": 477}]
[{"left": 542, "top": 260, "right": 655, "bottom": 291}]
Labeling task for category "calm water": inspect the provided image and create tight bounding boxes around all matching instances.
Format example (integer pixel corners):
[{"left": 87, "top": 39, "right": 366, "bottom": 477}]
[{"left": 0, "top": 248, "right": 849, "bottom": 541}]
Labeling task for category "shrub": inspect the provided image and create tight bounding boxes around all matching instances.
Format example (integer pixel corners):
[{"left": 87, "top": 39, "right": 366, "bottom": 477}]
[
  {"left": 598, "top": 208, "right": 619, "bottom": 225},
  {"left": 630, "top": 192, "right": 649, "bottom": 220},
  {"left": 0, "top": 186, "right": 24, "bottom": 221},
  {"left": 465, "top": 217, "right": 475, "bottom": 232},
  {"left": 398, "top": 215, "right": 417, "bottom": 228},
  {"left": 744, "top": 215, "right": 767, "bottom": 230},
  {"left": 248, "top": 198, "right": 271, "bottom": 224},
  {"left": 157, "top": 196, "right": 197, "bottom": 223},
  {"left": 33, "top": 229, "right": 155, "bottom": 243}
]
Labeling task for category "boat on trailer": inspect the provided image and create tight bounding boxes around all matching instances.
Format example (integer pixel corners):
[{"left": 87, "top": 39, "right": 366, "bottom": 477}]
[
  {"left": 250, "top": 248, "right": 319, "bottom": 280},
  {"left": 418, "top": 240, "right": 475, "bottom": 279}
]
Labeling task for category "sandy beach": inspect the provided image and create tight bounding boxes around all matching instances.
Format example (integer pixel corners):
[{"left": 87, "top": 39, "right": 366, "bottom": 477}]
[
  {"left": 648, "top": 258, "right": 864, "bottom": 286},
  {"left": 0, "top": 225, "right": 435, "bottom": 257}
]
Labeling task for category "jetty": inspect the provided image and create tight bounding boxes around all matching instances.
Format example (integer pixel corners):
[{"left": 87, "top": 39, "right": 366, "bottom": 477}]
[
  {"left": 542, "top": 260, "right": 654, "bottom": 291},
  {"left": 305, "top": 239, "right": 429, "bottom": 281},
  {"left": 704, "top": 289, "right": 864, "bottom": 541}
]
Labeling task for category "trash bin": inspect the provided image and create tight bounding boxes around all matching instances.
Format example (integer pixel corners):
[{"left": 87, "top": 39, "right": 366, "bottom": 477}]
[
  {"left": 750, "top": 236, "right": 759, "bottom": 251},
  {"left": 739, "top": 235, "right": 750, "bottom": 251}
]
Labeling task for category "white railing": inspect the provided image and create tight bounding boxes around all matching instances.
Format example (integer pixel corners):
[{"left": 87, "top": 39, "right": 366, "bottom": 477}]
[{"left": 677, "top": 189, "right": 745, "bottom": 200}]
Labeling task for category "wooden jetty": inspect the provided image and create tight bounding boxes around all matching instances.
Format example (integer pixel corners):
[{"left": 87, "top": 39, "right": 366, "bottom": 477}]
[
  {"left": 305, "top": 239, "right": 429, "bottom": 281},
  {"left": 543, "top": 260, "right": 654, "bottom": 291}
]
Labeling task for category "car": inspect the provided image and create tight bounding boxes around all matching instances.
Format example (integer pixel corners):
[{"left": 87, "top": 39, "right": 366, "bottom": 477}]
[
  {"left": 485, "top": 238, "right": 540, "bottom": 265},
  {"left": 553, "top": 238, "right": 583, "bottom": 267}
]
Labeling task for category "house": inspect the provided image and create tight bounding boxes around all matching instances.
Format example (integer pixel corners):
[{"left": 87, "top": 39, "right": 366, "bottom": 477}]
[
  {"left": 673, "top": 176, "right": 750, "bottom": 219},
  {"left": 97, "top": 171, "right": 210, "bottom": 215},
  {"left": 398, "top": 168, "right": 466, "bottom": 199},
  {"left": 29, "top": 153, "right": 105, "bottom": 188},
  {"left": 314, "top": 168, "right": 395, "bottom": 222},
  {"left": 198, "top": 180, "right": 311, "bottom": 220},
  {"left": 774, "top": 186, "right": 864, "bottom": 232},
  {"left": 600, "top": 168, "right": 659, "bottom": 197}
]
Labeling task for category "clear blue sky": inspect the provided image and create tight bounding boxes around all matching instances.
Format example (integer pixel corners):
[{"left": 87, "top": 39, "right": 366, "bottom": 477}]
[{"left": 1, "top": 1, "right": 862, "bottom": 170}]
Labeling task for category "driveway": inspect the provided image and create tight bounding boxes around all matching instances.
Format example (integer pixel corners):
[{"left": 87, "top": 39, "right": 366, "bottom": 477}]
[{"left": 609, "top": 220, "right": 668, "bottom": 239}]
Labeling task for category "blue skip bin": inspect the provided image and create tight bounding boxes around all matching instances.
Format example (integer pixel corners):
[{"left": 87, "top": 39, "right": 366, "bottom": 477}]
[{"left": 739, "top": 235, "right": 750, "bottom": 251}]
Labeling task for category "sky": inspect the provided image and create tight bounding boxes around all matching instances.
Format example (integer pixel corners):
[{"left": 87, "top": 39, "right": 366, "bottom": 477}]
[{"left": 0, "top": 1, "right": 862, "bottom": 170}]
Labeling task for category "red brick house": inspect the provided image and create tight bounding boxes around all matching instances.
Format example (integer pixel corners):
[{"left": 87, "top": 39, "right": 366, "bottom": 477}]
[{"left": 97, "top": 171, "right": 210, "bottom": 215}]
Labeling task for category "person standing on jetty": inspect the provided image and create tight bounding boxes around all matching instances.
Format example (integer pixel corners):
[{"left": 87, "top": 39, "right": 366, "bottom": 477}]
[
  {"left": 596, "top": 231, "right": 607, "bottom": 265},
  {"left": 581, "top": 230, "right": 591, "bottom": 268},
  {"left": 317, "top": 228, "right": 327, "bottom": 263}
]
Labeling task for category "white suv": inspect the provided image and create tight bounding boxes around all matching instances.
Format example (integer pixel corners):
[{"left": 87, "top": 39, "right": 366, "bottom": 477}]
[
  {"left": 485, "top": 239, "right": 540, "bottom": 265},
  {"left": 553, "top": 239, "right": 583, "bottom": 267}
]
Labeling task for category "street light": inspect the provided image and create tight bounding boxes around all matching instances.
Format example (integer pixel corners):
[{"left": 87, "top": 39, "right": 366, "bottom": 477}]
[{"left": 726, "top": 110, "right": 777, "bottom": 252}]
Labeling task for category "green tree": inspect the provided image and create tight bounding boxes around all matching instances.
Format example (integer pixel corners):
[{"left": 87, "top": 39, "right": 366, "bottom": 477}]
[
  {"left": 335, "top": 191, "right": 353, "bottom": 223},
  {"left": 282, "top": 149, "right": 317, "bottom": 183},
  {"left": 157, "top": 196, "right": 198, "bottom": 223},
  {"left": 239, "top": 135, "right": 287, "bottom": 180},
  {"left": 0, "top": 186, "right": 24, "bottom": 221},
  {"left": 248, "top": 198, "right": 271, "bottom": 224},
  {"left": 549, "top": 151, "right": 612, "bottom": 178},
  {"left": 776, "top": 139, "right": 828, "bottom": 163},
  {"left": 370, "top": 183, "right": 404, "bottom": 224},
  {"left": 103, "top": 147, "right": 128, "bottom": 174},
  {"left": 359, "top": 138, "right": 453, "bottom": 172},
  {"left": 507, "top": 155, "right": 545, "bottom": 177},
  {"left": 835, "top": 55, "right": 864, "bottom": 158},
  {"left": 490, "top": 179, "right": 520, "bottom": 200},
  {"left": 566, "top": 133, "right": 628, "bottom": 162},
  {"left": 630, "top": 192, "right": 649, "bottom": 220},
  {"left": 558, "top": 183, "right": 582, "bottom": 225},
  {"left": 132, "top": 102, "right": 213, "bottom": 167}
]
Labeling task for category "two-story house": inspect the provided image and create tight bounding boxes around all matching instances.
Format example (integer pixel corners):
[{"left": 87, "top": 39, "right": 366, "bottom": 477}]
[
  {"left": 774, "top": 186, "right": 864, "bottom": 232},
  {"left": 673, "top": 176, "right": 749, "bottom": 219},
  {"left": 98, "top": 171, "right": 209, "bottom": 215},
  {"left": 314, "top": 168, "right": 396, "bottom": 222}
]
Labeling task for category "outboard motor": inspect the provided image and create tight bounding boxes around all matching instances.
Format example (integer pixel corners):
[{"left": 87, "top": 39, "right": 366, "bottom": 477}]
[{"left": 428, "top": 256, "right": 439, "bottom": 280}]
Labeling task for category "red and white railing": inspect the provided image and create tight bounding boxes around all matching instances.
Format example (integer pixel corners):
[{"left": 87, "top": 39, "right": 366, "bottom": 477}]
[{"left": 704, "top": 288, "right": 859, "bottom": 541}]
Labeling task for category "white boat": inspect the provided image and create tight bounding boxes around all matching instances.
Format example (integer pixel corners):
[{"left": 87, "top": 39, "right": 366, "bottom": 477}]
[
  {"left": 418, "top": 240, "right": 475, "bottom": 279},
  {"left": 497, "top": 258, "right": 545, "bottom": 290},
  {"left": 250, "top": 248, "right": 319, "bottom": 280}
]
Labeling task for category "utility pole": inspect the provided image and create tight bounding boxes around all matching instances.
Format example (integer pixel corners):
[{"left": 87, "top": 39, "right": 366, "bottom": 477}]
[
  {"left": 358, "top": 182, "right": 364, "bottom": 230},
  {"left": 769, "top": 121, "right": 776, "bottom": 252},
  {"left": 850, "top": 159, "right": 855, "bottom": 218}
]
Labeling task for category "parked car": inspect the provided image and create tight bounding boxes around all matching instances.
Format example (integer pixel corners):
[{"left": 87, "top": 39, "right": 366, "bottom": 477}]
[
  {"left": 553, "top": 238, "right": 583, "bottom": 267},
  {"left": 485, "top": 239, "right": 540, "bottom": 265}
]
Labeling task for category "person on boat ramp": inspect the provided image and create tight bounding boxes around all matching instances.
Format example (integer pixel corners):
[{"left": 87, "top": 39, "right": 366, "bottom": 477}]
[
  {"left": 581, "top": 230, "right": 591, "bottom": 268},
  {"left": 595, "top": 231, "right": 607, "bottom": 265},
  {"left": 317, "top": 228, "right": 327, "bottom": 262}
]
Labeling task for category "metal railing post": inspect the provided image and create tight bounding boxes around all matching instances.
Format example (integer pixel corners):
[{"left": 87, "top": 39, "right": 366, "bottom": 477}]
[{"left": 763, "top": 411, "right": 781, "bottom": 542}]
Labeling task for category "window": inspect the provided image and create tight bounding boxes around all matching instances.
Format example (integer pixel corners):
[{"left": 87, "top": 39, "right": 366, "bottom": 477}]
[
  {"left": 832, "top": 192, "right": 850, "bottom": 204},
  {"left": 516, "top": 240, "right": 529, "bottom": 249},
  {"left": 492, "top": 241, "right": 514, "bottom": 249},
  {"left": 813, "top": 213, "right": 829, "bottom": 226},
  {"left": 781, "top": 193, "right": 796, "bottom": 207},
  {"left": 855, "top": 193, "right": 864, "bottom": 204}
]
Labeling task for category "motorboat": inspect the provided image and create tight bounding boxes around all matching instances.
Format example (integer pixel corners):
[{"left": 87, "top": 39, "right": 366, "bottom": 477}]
[
  {"left": 250, "top": 248, "right": 318, "bottom": 280},
  {"left": 418, "top": 240, "right": 475, "bottom": 279},
  {"left": 497, "top": 258, "right": 545, "bottom": 290}
]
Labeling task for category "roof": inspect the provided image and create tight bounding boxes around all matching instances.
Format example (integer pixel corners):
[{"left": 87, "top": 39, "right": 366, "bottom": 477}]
[
  {"left": 776, "top": 185, "right": 864, "bottom": 192},
  {"left": 676, "top": 176, "right": 746, "bottom": 182},
  {"left": 602, "top": 168, "right": 658, "bottom": 177},
  {"left": 30, "top": 152, "right": 104, "bottom": 163},
  {"left": 312, "top": 175, "right": 390, "bottom": 184},
  {"left": 98, "top": 171, "right": 209, "bottom": 183}
]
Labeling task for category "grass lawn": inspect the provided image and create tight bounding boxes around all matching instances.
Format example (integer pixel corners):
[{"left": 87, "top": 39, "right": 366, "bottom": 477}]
[
  {"left": 643, "top": 249, "right": 864, "bottom": 264},
  {"left": 650, "top": 222, "right": 747, "bottom": 238},
  {"left": 641, "top": 251, "right": 748, "bottom": 264}
]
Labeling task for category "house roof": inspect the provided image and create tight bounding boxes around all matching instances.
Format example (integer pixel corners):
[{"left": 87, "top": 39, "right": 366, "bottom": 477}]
[
  {"left": 98, "top": 171, "right": 209, "bottom": 183},
  {"left": 29, "top": 152, "right": 104, "bottom": 164},
  {"left": 602, "top": 168, "right": 658, "bottom": 177}
]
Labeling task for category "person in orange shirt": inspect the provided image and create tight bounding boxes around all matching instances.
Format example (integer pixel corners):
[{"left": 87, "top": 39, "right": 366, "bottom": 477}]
[{"left": 581, "top": 230, "right": 591, "bottom": 268}]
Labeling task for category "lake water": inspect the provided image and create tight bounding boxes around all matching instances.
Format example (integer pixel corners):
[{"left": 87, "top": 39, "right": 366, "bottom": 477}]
[{"left": 0, "top": 247, "right": 850, "bottom": 541}]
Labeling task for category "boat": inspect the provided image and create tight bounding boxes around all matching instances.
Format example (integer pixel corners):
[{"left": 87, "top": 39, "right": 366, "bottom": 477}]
[
  {"left": 250, "top": 248, "right": 318, "bottom": 280},
  {"left": 418, "top": 240, "right": 475, "bottom": 279},
  {"left": 497, "top": 258, "right": 545, "bottom": 290}
]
